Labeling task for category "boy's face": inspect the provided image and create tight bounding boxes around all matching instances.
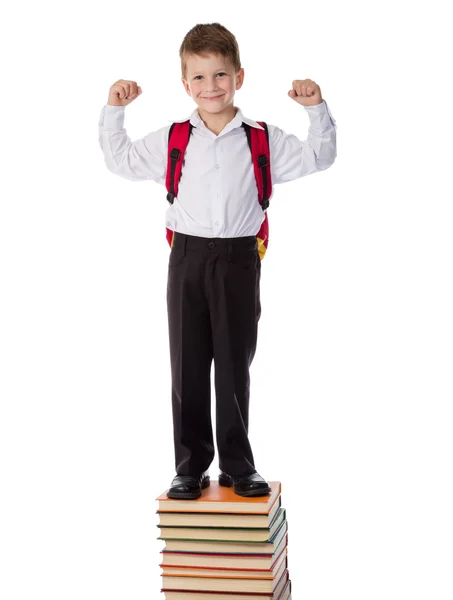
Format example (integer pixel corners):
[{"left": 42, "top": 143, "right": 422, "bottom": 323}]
[{"left": 181, "top": 52, "right": 244, "bottom": 114}]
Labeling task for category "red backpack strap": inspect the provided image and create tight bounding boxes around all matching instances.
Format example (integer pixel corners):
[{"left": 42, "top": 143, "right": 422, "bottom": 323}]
[
  {"left": 242, "top": 121, "right": 272, "bottom": 260},
  {"left": 166, "top": 120, "right": 193, "bottom": 204},
  {"left": 242, "top": 121, "right": 272, "bottom": 210}
]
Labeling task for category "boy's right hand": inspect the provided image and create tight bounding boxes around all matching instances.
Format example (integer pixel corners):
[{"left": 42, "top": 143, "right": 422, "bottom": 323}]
[{"left": 107, "top": 79, "right": 142, "bottom": 107}]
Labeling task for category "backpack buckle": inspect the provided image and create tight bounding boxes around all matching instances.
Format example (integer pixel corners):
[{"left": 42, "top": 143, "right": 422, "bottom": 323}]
[
  {"left": 258, "top": 155, "right": 268, "bottom": 168},
  {"left": 167, "top": 192, "right": 175, "bottom": 204},
  {"left": 262, "top": 199, "right": 269, "bottom": 210},
  {"left": 170, "top": 148, "right": 181, "bottom": 161}
]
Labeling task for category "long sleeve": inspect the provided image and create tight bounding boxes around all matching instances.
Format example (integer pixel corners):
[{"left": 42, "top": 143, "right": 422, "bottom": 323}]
[
  {"left": 268, "top": 100, "right": 337, "bottom": 184},
  {"left": 98, "top": 104, "right": 170, "bottom": 183}
]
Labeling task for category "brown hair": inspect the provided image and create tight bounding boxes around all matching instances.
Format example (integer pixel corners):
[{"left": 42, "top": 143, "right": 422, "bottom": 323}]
[{"left": 179, "top": 23, "right": 242, "bottom": 80}]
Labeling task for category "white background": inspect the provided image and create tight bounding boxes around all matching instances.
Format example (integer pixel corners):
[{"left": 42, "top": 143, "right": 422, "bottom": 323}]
[{"left": 1, "top": 1, "right": 452, "bottom": 598}]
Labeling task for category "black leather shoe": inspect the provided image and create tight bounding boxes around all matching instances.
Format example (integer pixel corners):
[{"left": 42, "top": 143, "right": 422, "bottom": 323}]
[
  {"left": 218, "top": 471, "right": 271, "bottom": 497},
  {"left": 167, "top": 471, "right": 210, "bottom": 500}
]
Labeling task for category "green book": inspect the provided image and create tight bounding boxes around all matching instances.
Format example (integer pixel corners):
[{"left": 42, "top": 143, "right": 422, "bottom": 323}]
[{"left": 158, "top": 507, "right": 286, "bottom": 543}]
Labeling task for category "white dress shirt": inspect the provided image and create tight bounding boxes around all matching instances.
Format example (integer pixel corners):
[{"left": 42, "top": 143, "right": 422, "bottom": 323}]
[{"left": 98, "top": 100, "right": 337, "bottom": 238}]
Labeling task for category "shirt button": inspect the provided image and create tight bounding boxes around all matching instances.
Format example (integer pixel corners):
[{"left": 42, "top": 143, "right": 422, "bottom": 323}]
[
  {"left": 215, "top": 221, "right": 220, "bottom": 226},
  {"left": 217, "top": 192, "right": 221, "bottom": 197},
  {"left": 216, "top": 164, "right": 221, "bottom": 170}
]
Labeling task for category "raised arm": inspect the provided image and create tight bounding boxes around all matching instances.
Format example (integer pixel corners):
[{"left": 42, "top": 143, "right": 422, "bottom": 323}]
[
  {"left": 268, "top": 100, "right": 337, "bottom": 184},
  {"left": 98, "top": 79, "right": 169, "bottom": 183},
  {"left": 269, "top": 79, "right": 337, "bottom": 184}
]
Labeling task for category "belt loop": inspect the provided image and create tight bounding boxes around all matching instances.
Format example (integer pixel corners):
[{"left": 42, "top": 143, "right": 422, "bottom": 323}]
[
  {"left": 182, "top": 235, "right": 187, "bottom": 256},
  {"left": 227, "top": 239, "right": 232, "bottom": 262}
]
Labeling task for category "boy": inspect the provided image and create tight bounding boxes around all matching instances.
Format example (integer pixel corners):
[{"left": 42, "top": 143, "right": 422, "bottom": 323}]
[{"left": 98, "top": 23, "right": 337, "bottom": 500}]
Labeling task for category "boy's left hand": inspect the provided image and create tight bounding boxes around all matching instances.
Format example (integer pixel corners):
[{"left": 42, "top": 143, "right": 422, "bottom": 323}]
[{"left": 288, "top": 79, "right": 323, "bottom": 106}]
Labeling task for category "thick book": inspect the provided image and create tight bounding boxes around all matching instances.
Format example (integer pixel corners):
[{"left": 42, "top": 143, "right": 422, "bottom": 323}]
[
  {"left": 162, "top": 572, "right": 291, "bottom": 600},
  {"left": 160, "top": 534, "right": 288, "bottom": 570},
  {"left": 161, "top": 560, "right": 287, "bottom": 593},
  {"left": 158, "top": 508, "right": 285, "bottom": 543},
  {"left": 158, "top": 497, "right": 282, "bottom": 529},
  {"left": 157, "top": 482, "right": 281, "bottom": 515},
  {"left": 161, "top": 546, "right": 287, "bottom": 579},
  {"left": 162, "top": 520, "right": 288, "bottom": 555}
]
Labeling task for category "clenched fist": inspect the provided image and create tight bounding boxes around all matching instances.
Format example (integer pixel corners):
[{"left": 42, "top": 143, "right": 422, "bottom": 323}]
[
  {"left": 108, "top": 79, "right": 143, "bottom": 107},
  {"left": 288, "top": 79, "right": 323, "bottom": 107}
]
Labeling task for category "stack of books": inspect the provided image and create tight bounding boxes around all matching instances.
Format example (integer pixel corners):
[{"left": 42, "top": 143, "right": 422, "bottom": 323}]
[{"left": 155, "top": 480, "right": 291, "bottom": 600}]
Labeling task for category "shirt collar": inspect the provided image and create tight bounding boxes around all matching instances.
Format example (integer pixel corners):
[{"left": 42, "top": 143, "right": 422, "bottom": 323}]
[{"left": 169, "top": 106, "right": 264, "bottom": 135}]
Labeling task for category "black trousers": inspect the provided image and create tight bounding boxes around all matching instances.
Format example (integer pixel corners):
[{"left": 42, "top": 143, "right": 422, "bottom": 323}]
[{"left": 167, "top": 231, "right": 262, "bottom": 477}]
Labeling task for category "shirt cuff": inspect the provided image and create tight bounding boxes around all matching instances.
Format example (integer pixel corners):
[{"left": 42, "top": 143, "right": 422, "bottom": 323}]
[
  {"left": 304, "top": 99, "right": 337, "bottom": 128},
  {"left": 102, "top": 104, "right": 126, "bottom": 130}
]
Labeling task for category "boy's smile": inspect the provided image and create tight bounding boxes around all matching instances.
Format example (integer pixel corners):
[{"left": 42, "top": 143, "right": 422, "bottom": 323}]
[{"left": 181, "top": 52, "right": 244, "bottom": 134}]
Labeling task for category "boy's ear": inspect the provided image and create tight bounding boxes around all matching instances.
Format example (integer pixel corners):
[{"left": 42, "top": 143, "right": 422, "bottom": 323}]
[
  {"left": 236, "top": 68, "right": 245, "bottom": 90},
  {"left": 181, "top": 78, "right": 191, "bottom": 96}
]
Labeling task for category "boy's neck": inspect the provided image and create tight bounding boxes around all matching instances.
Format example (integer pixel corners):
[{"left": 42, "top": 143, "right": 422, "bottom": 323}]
[{"left": 197, "top": 105, "right": 239, "bottom": 137}]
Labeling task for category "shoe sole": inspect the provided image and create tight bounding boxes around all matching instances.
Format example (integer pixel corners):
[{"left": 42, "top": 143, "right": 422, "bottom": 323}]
[
  {"left": 218, "top": 474, "right": 271, "bottom": 497},
  {"left": 167, "top": 476, "right": 210, "bottom": 500}
]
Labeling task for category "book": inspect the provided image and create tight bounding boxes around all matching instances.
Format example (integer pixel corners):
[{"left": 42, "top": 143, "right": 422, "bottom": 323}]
[
  {"left": 158, "top": 497, "right": 282, "bottom": 529},
  {"left": 162, "top": 572, "right": 291, "bottom": 600},
  {"left": 161, "top": 560, "right": 287, "bottom": 593},
  {"left": 158, "top": 508, "right": 285, "bottom": 543},
  {"left": 162, "top": 520, "right": 288, "bottom": 554},
  {"left": 157, "top": 482, "right": 281, "bottom": 514},
  {"left": 160, "top": 534, "right": 288, "bottom": 570},
  {"left": 161, "top": 546, "right": 287, "bottom": 579}
]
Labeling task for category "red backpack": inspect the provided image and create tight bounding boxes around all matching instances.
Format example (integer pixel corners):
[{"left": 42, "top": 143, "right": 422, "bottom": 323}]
[{"left": 165, "top": 119, "right": 272, "bottom": 260}]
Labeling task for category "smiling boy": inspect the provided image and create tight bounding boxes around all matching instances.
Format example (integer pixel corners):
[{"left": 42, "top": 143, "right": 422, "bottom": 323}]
[{"left": 98, "top": 22, "right": 337, "bottom": 500}]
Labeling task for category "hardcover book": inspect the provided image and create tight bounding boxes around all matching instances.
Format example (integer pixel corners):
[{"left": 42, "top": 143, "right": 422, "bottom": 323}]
[
  {"left": 156, "top": 482, "right": 281, "bottom": 515},
  {"left": 162, "top": 573, "right": 291, "bottom": 600},
  {"left": 162, "top": 520, "right": 288, "bottom": 555},
  {"left": 158, "top": 509, "right": 286, "bottom": 543},
  {"left": 161, "top": 561, "right": 287, "bottom": 593},
  {"left": 158, "top": 497, "right": 282, "bottom": 529}
]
